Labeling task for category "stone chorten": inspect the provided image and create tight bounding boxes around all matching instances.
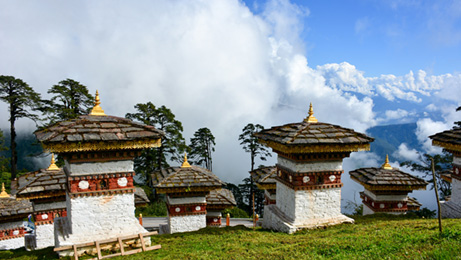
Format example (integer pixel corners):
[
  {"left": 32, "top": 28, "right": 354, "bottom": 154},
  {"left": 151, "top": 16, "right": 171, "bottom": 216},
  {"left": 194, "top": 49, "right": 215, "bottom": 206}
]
[
  {"left": 205, "top": 188, "right": 236, "bottom": 226},
  {"left": 153, "top": 154, "right": 224, "bottom": 234},
  {"left": 255, "top": 103, "right": 374, "bottom": 233},
  {"left": 0, "top": 185, "right": 33, "bottom": 250},
  {"left": 12, "top": 154, "right": 67, "bottom": 249},
  {"left": 430, "top": 123, "right": 461, "bottom": 218},
  {"left": 250, "top": 166, "right": 277, "bottom": 207},
  {"left": 34, "top": 91, "right": 163, "bottom": 254},
  {"left": 350, "top": 155, "right": 428, "bottom": 215}
]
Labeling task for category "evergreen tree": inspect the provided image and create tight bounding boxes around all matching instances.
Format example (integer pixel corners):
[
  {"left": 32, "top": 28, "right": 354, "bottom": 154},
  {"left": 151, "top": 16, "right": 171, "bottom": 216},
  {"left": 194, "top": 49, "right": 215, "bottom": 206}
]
[
  {"left": 0, "top": 76, "right": 42, "bottom": 180},
  {"left": 189, "top": 127, "right": 215, "bottom": 170},
  {"left": 401, "top": 152, "right": 452, "bottom": 199},
  {"left": 126, "top": 102, "right": 186, "bottom": 185},
  {"left": 238, "top": 123, "right": 272, "bottom": 215},
  {"left": 43, "top": 79, "right": 93, "bottom": 124}
]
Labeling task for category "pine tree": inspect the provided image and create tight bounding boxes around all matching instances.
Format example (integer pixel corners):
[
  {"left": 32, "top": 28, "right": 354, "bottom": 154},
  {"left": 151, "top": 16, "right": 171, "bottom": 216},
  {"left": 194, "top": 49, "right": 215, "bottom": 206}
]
[
  {"left": 0, "top": 75, "right": 42, "bottom": 180},
  {"left": 43, "top": 79, "right": 93, "bottom": 124},
  {"left": 126, "top": 102, "right": 186, "bottom": 185},
  {"left": 189, "top": 127, "right": 215, "bottom": 170}
]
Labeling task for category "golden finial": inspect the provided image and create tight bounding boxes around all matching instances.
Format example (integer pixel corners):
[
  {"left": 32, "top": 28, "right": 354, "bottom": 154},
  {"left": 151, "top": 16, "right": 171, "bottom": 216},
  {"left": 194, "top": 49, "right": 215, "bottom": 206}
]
[
  {"left": 181, "top": 153, "right": 191, "bottom": 168},
  {"left": 381, "top": 155, "right": 392, "bottom": 170},
  {"left": 89, "top": 90, "right": 106, "bottom": 116},
  {"left": 47, "top": 154, "right": 60, "bottom": 171},
  {"left": 304, "top": 103, "right": 318, "bottom": 123},
  {"left": 0, "top": 183, "right": 10, "bottom": 198}
]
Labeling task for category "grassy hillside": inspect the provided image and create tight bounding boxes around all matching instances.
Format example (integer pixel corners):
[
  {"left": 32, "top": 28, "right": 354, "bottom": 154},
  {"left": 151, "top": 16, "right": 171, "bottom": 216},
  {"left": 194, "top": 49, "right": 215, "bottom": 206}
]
[{"left": 1, "top": 215, "right": 460, "bottom": 260}]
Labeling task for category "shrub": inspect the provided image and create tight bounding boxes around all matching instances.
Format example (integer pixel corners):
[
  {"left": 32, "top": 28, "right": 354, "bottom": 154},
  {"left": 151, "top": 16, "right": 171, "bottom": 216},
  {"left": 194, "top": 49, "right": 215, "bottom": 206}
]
[{"left": 222, "top": 207, "right": 250, "bottom": 218}]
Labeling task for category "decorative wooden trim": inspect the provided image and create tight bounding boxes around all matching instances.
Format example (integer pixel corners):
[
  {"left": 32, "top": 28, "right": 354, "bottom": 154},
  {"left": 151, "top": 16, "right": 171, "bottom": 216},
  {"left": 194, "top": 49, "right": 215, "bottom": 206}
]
[
  {"left": 156, "top": 186, "right": 222, "bottom": 194},
  {"left": 206, "top": 216, "right": 222, "bottom": 226},
  {"left": 452, "top": 164, "right": 461, "bottom": 181},
  {"left": 277, "top": 152, "right": 351, "bottom": 162},
  {"left": 0, "top": 227, "right": 25, "bottom": 240},
  {"left": 43, "top": 139, "right": 161, "bottom": 153},
  {"left": 276, "top": 165, "right": 343, "bottom": 188},
  {"left": 361, "top": 192, "right": 408, "bottom": 212},
  {"left": 63, "top": 151, "right": 142, "bottom": 163},
  {"left": 277, "top": 176, "right": 343, "bottom": 191},
  {"left": 259, "top": 140, "right": 371, "bottom": 154},
  {"left": 34, "top": 209, "right": 67, "bottom": 225},
  {"left": 69, "top": 188, "right": 136, "bottom": 198},
  {"left": 69, "top": 173, "right": 134, "bottom": 194},
  {"left": 432, "top": 140, "right": 461, "bottom": 153},
  {"left": 167, "top": 203, "right": 207, "bottom": 216},
  {"left": 16, "top": 191, "right": 67, "bottom": 201}
]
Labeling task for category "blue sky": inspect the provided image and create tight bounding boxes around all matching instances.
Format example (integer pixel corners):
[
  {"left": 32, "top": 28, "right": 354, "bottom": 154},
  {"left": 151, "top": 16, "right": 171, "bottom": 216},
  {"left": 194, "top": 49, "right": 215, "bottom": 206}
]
[{"left": 247, "top": 0, "right": 461, "bottom": 76}]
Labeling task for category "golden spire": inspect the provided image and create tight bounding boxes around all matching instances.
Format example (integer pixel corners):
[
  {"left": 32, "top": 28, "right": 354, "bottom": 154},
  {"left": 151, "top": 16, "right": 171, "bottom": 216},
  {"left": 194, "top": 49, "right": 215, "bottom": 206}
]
[
  {"left": 47, "top": 154, "right": 60, "bottom": 171},
  {"left": 89, "top": 90, "right": 106, "bottom": 116},
  {"left": 304, "top": 103, "right": 318, "bottom": 123},
  {"left": 0, "top": 183, "right": 10, "bottom": 198},
  {"left": 181, "top": 153, "right": 191, "bottom": 168},
  {"left": 381, "top": 155, "right": 392, "bottom": 170}
]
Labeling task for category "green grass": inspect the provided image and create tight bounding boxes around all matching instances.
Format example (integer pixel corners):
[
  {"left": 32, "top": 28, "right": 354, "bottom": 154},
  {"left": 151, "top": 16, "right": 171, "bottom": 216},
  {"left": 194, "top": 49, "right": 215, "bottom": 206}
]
[{"left": 2, "top": 215, "right": 460, "bottom": 260}]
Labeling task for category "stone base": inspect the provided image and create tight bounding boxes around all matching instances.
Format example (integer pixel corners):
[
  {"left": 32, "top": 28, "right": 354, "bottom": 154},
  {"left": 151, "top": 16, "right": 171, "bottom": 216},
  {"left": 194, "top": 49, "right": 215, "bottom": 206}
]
[
  {"left": 262, "top": 204, "right": 354, "bottom": 234},
  {"left": 0, "top": 237, "right": 25, "bottom": 250},
  {"left": 167, "top": 214, "right": 206, "bottom": 234},
  {"left": 441, "top": 201, "right": 461, "bottom": 218},
  {"left": 35, "top": 223, "right": 54, "bottom": 249},
  {"left": 54, "top": 216, "right": 148, "bottom": 257}
]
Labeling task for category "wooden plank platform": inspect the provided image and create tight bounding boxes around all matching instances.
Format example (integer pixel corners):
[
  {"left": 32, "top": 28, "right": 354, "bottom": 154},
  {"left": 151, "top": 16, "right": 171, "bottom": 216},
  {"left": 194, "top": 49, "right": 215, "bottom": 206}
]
[{"left": 54, "top": 231, "right": 160, "bottom": 260}]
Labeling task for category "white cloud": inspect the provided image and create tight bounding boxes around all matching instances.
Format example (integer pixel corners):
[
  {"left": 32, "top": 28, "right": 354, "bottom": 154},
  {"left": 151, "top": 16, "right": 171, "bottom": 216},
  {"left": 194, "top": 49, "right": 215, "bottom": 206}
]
[{"left": 394, "top": 143, "right": 421, "bottom": 162}]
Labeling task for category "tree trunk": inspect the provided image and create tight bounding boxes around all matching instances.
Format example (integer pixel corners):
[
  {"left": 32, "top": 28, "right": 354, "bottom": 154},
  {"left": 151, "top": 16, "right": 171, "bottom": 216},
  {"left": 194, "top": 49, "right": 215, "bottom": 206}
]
[{"left": 10, "top": 115, "right": 17, "bottom": 180}]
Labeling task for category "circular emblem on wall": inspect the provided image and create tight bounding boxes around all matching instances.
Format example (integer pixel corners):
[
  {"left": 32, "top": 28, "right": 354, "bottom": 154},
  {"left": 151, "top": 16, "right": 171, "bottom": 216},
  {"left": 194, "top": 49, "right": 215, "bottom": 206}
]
[
  {"left": 329, "top": 175, "right": 336, "bottom": 182},
  {"left": 78, "top": 180, "right": 89, "bottom": 190},
  {"left": 13, "top": 230, "right": 19, "bottom": 236},
  {"left": 117, "top": 177, "right": 128, "bottom": 187},
  {"left": 456, "top": 168, "right": 459, "bottom": 174},
  {"left": 303, "top": 176, "right": 310, "bottom": 183},
  {"left": 175, "top": 207, "right": 181, "bottom": 213},
  {"left": 213, "top": 218, "right": 218, "bottom": 222},
  {"left": 42, "top": 214, "right": 49, "bottom": 219},
  {"left": 278, "top": 170, "right": 282, "bottom": 177},
  {"left": 398, "top": 203, "right": 403, "bottom": 208},
  {"left": 372, "top": 202, "right": 375, "bottom": 207},
  {"left": 380, "top": 204, "right": 385, "bottom": 209},
  {"left": 196, "top": 206, "right": 201, "bottom": 211},
  {"left": 289, "top": 176, "right": 292, "bottom": 182}
]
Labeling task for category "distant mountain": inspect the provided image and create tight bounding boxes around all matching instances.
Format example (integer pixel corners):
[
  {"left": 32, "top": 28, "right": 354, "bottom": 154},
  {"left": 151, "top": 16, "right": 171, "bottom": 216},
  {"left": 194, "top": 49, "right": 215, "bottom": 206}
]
[
  {"left": 366, "top": 123, "right": 418, "bottom": 161},
  {"left": 0, "top": 130, "right": 45, "bottom": 172}
]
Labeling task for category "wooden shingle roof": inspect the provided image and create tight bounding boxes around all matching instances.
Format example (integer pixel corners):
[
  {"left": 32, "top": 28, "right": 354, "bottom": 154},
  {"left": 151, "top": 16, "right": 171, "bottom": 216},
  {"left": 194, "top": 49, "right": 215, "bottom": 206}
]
[
  {"left": 430, "top": 128, "right": 461, "bottom": 153},
  {"left": 350, "top": 167, "right": 428, "bottom": 191},
  {"left": 250, "top": 166, "right": 276, "bottom": 190},
  {"left": 255, "top": 110, "right": 373, "bottom": 153},
  {"left": 206, "top": 188, "right": 236, "bottom": 210},
  {"left": 12, "top": 168, "right": 66, "bottom": 200},
  {"left": 35, "top": 115, "right": 163, "bottom": 153},
  {"left": 0, "top": 197, "right": 33, "bottom": 222},
  {"left": 153, "top": 165, "right": 224, "bottom": 194}
]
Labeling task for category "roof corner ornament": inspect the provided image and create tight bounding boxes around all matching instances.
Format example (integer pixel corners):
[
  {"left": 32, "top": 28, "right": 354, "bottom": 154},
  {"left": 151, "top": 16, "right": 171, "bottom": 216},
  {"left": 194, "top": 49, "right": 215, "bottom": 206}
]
[
  {"left": 0, "top": 183, "right": 10, "bottom": 198},
  {"left": 89, "top": 90, "right": 106, "bottom": 116},
  {"left": 381, "top": 155, "right": 393, "bottom": 170},
  {"left": 181, "top": 153, "right": 192, "bottom": 168},
  {"left": 47, "top": 153, "right": 60, "bottom": 171},
  {"left": 304, "top": 103, "right": 318, "bottom": 123}
]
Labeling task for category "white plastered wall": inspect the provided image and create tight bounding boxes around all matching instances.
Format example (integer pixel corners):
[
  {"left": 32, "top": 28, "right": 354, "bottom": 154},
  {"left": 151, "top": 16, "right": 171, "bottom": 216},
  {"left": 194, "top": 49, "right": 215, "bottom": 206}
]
[
  {"left": 35, "top": 223, "right": 54, "bottom": 249},
  {"left": 65, "top": 160, "right": 133, "bottom": 175},
  {"left": 168, "top": 214, "right": 206, "bottom": 234},
  {"left": 0, "top": 221, "right": 25, "bottom": 250},
  {"left": 277, "top": 157, "right": 342, "bottom": 172},
  {"left": 56, "top": 193, "right": 146, "bottom": 247}
]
